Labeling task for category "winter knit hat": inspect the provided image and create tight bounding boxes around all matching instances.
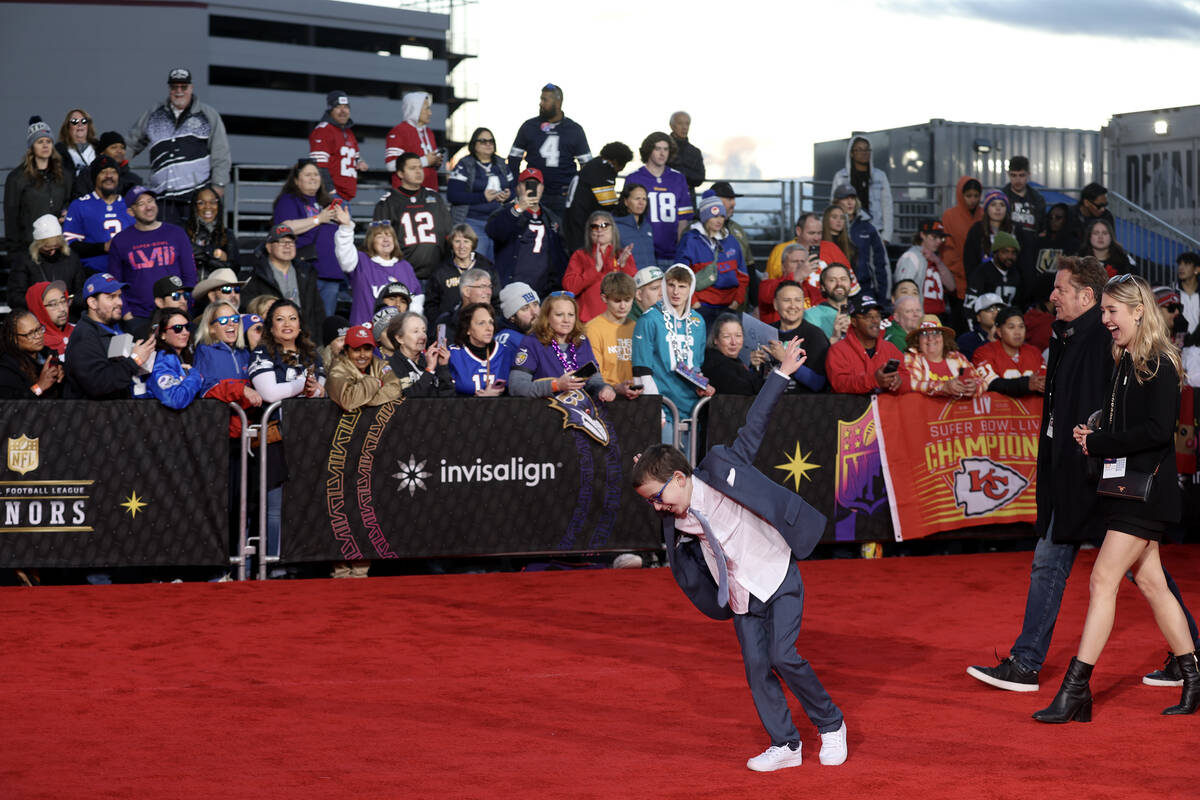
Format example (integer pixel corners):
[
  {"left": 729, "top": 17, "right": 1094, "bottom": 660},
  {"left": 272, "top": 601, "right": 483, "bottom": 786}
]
[
  {"left": 26, "top": 116, "right": 53, "bottom": 148},
  {"left": 982, "top": 190, "right": 1009, "bottom": 213},
  {"left": 31, "top": 214, "right": 62, "bottom": 241},
  {"left": 991, "top": 230, "right": 1021, "bottom": 253},
  {"left": 326, "top": 90, "right": 350, "bottom": 109},
  {"left": 90, "top": 155, "right": 121, "bottom": 184},
  {"left": 500, "top": 282, "right": 539, "bottom": 319},
  {"left": 698, "top": 195, "right": 726, "bottom": 220},
  {"left": 97, "top": 131, "right": 125, "bottom": 152}
]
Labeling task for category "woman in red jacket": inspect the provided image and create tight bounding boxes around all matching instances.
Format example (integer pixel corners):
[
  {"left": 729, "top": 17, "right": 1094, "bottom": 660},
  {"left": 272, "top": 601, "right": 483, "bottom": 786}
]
[{"left": 562, "top": 211, "right": 635, "bottom": 323}]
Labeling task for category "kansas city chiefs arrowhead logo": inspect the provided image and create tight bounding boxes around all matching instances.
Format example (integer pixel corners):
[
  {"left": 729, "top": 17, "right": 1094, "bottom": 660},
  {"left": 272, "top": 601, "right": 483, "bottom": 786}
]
[{"left": 952, "top": 457, "right": 1029, "bottom": 516}]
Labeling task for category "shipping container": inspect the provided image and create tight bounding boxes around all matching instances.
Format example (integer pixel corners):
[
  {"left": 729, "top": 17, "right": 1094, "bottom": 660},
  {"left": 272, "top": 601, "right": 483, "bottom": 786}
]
[
  {"left": 1103, "top": 105, "right": 1200, "bottom": 239},
  {"left": 815, "top": 119, "right": 1101, "bottom": 208}
]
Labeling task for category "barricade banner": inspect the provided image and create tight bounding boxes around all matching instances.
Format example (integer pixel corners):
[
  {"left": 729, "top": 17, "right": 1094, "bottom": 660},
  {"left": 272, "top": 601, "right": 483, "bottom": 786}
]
[
  {"left": 874, "top": 393, "right": 1042, "bottom": 540},
  {"left": 702, "top": 394, "right": 893, "bottom": 543},
  {"left": 278, "top": 397, "right": 662, "bottom": 561},
  {"left": 0, "top": 400, "right": 230, "bottom": 567}
]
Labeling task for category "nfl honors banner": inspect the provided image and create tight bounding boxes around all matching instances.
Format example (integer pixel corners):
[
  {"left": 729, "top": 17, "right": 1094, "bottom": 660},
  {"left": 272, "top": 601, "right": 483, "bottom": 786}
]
[
  {"left": 278, "top": 397, "right": 662, "bottom": 561},
  {"left": 703, "top": 394, "right": 894, "bottom": 543},
  {"left": 874, "top": 393, "right": 1042, "bottom": 540},
  {"left": 1, "top": 401, "right": 230, "bottom": 567}
]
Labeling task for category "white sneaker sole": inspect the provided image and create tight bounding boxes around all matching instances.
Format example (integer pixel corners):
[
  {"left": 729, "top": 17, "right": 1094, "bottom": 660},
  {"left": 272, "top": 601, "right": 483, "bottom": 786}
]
[
  {"left": 1143, "top": 675, "right": 1184, "bottom": 687},
  {"left": 966, "top": 665, "right": 1040, "bottom": 692},
  {"left": 746, "top": 752, "right": 802, "bottom": 772}
]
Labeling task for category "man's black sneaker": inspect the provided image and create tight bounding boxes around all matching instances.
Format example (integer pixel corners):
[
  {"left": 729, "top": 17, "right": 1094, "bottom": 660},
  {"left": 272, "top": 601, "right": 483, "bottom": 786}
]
[
  {"left": 1143, "top": 652, "right": 1184, "bottom": 687},
  {"left": 967, "top": 657, "right": 1040, "bottom": 692}
]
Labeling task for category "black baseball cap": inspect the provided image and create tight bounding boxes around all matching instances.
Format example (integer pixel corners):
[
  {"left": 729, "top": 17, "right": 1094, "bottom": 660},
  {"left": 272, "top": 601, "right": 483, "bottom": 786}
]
[
  {"left": 168, "top": 68, "right": 192, "bottom": 84},
  {"left": 709, "top": 181, "right": 741, "bottom": 199},
  {"left": 845, "top": 294, "right": 883, "bottom": 316}
]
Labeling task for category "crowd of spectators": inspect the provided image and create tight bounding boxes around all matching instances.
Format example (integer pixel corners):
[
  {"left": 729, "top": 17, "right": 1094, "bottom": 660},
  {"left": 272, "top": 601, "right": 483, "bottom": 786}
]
[{"left": 3, "top": 70, "right": 1199, "bottom": 579}]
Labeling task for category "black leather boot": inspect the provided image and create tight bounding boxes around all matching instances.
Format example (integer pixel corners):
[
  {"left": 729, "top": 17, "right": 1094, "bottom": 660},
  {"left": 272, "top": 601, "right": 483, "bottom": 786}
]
[
  {"left": 1032, "top": 657, "right": 1094, "bottom": 723},
  {"left": 1163, "top": 651, "right": 1199, "bottom": 715}
]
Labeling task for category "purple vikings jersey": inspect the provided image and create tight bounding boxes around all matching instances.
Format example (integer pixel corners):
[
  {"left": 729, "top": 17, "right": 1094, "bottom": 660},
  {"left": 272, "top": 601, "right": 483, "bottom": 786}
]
[{"left": 624, "top": 166, "right": 694, "bottom": 260}]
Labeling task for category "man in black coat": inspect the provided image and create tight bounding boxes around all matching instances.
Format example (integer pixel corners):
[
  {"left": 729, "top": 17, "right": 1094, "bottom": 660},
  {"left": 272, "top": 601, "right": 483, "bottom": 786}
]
[
  {"left": 968, "top": 256, "right": 1199, "bottom": 691},
  {"left": 241, "top": 224, "right": 326, "bottom": 338},
  {"left": 668, "top": 111, "right": 705, "bottom": 207}
]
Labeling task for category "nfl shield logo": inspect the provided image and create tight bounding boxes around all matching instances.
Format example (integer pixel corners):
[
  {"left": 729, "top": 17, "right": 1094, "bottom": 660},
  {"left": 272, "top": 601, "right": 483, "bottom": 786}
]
[{"left": 7, "top": 435, "right": 39, "bottom": 475}]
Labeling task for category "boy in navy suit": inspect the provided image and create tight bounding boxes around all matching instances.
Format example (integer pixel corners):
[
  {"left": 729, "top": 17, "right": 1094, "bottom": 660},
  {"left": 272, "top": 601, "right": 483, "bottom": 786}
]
[{"left": 632, "top": 337, "right": 847, "bottom": 771}]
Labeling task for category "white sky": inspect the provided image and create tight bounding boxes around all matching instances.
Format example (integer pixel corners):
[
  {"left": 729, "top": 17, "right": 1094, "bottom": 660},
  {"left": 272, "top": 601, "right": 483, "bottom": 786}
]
[{"left": 359, "top": 0, "right": 1200, "bottom": 179}]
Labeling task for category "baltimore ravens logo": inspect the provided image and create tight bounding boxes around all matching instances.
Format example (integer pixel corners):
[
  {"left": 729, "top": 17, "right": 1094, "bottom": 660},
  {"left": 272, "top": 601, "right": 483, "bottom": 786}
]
[
  {"left": 515, "top": 350, "right": 528, "bottom": 366},
  {"left": 548, "top": 389, "right": 609, "bottom": 445}
]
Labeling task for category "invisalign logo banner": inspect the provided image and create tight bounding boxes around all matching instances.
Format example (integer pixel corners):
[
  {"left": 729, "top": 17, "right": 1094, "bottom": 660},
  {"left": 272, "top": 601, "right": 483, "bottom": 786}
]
[{"left": 439, "top": 457, "right": 560, "bottom": 487}]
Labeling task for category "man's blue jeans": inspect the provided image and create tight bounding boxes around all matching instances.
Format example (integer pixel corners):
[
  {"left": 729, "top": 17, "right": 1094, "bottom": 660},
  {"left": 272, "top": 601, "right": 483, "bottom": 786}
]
[{"left": 1009, "top": 524, "right": 1079, "bottom": 673}]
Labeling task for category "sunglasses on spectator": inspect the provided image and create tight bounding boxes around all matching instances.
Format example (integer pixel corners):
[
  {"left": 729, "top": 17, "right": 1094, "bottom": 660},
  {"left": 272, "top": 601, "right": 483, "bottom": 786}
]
[
  {"left": 70, "top": 117, "right": 90, "bottom": 126},
  {"left": 1165, "top": 304, "right": 1182, "bottom": 312},
  {"left": 166, "top": 324, "right": 190, "bottom": 334},
  {"left": 1107, "top": 274, "right": 1136, "bottom": 287},
  {"left": 217, "top": 315, "right": 240, "bottom": 325},
  {"left": 475, "top": 138, "right": 495, "bottom": 145},
  {"left": 167, "top": 291, "right": 188, "bottom": 301},
  {"left": 219, "top": 286, "right": 238, "bottom": 294},
  {"left": 17, "top": 325, "right": 46, "bottom": 338},
  {"left": 1090, "top": 199, "right": 1109, "bottom": 209},
  {"left": 368, "top": 220, "right": 391, "bottom": 229},
  {"left": 590, "top": 222, "right": 611, "bottom": 230},
  {"left": 547, "top": 290, "right": 575, "bottom": 299}
]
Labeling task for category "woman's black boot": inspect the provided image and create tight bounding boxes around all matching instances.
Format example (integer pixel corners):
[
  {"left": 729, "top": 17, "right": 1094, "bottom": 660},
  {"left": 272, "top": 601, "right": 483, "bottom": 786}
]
[
  {"left": 1163, "top": 651, "right": 1200, "bottom": 715},
  {"left": 1033, "top": 657, "right": 1094, "bottom": 723}
]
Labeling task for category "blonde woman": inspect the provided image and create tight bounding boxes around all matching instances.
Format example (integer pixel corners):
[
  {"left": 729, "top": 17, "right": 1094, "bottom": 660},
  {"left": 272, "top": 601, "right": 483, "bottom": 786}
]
[{"left": 1035, "top": 274, "right": 1195, "bottom": 722}]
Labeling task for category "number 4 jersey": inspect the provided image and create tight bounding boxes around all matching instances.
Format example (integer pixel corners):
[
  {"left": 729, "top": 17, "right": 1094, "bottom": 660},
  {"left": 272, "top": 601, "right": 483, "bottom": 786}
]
[
  {"left": 507, "top": 117, "right": 592, "bottom": 196},
  {"left": 623, "top": 166, "right": 693, "bottom": 261},
  {"left": 372, "top": 186, "right": 452, "bottom": 281}
]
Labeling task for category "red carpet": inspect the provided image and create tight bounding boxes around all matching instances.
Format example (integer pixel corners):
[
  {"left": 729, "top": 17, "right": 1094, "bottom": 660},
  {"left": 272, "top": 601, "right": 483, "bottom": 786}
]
[{"left": 2, "top": 546, "right": 1198, "bottom": 799}]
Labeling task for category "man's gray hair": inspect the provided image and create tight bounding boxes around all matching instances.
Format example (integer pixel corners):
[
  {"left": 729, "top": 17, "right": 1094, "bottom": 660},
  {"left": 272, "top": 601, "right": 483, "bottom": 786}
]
[
  {"left": 460, "top": 268, "right": 491, "bottom": 296},
  {"left": 781, "top": 243, "right": 807, "bottom": 263}
]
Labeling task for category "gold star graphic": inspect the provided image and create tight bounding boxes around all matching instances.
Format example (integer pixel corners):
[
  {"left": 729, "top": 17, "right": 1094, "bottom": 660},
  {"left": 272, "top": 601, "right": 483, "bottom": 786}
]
[
  {"left": 775, "top": 443, "right": 821, "bottom": 491},
  {"left": 120, "top": 491, "right": 148, "bottom": 518}
]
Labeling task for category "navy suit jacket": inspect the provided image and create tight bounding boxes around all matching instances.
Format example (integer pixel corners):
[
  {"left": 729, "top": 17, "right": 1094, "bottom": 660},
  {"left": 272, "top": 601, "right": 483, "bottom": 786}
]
[{"left": 664, "top": 371, "right": 828, "bottom": 620}]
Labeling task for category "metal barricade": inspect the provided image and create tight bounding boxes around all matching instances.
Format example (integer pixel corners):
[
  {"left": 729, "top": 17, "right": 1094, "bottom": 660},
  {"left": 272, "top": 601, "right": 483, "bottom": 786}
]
[
  {"left": 686, "top": 396, "right": 713, "bottom": 466},
  {"left": 226, "top": 403, "right": 252, "bottom": 581},
  {"left": 257, "top": 400, "right": 285, "bottom": 581},
  {"left": 659, "top": 397, "right": 681, "bottom": 451}
]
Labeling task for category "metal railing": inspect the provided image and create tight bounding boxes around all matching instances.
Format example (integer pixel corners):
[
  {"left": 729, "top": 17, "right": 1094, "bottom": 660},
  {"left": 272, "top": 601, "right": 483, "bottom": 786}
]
[
  {"left": 256, "top": 400, "right": 285, "bottom": 581},
  {"left": 1108, "top": 191, "right": 1200, "bottom": 286},
  {"left": 227, "top": 403, "right": 252, "bottom": 581}
]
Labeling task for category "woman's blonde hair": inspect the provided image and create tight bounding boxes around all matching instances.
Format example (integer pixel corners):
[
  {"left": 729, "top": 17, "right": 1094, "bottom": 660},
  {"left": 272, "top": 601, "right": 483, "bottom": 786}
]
[
  {"left": 1102, "top": 274, "right": 1183, "bottom": 386},
  {"left": 29, "top": 236, "right": 70, "bottom": 263},
  {"left": 194, "top": 301, "right": 239, "bottom": 347}
]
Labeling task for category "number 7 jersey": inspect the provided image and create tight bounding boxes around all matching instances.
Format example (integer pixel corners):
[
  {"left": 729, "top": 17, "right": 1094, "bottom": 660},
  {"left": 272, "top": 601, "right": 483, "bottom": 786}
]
[{"left": 372, "top": 186, "right": 452, "bottom": 281}]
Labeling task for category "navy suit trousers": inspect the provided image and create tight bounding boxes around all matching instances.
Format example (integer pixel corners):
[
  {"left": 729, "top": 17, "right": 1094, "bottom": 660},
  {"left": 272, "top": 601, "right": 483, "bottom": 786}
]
[{"left": 732, "top": 561, "right": 842, "bottom": 745}]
